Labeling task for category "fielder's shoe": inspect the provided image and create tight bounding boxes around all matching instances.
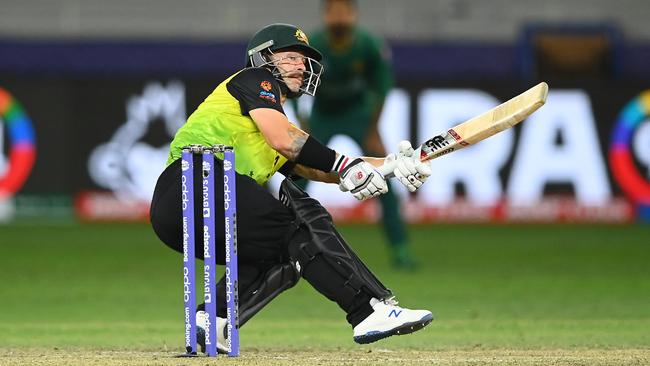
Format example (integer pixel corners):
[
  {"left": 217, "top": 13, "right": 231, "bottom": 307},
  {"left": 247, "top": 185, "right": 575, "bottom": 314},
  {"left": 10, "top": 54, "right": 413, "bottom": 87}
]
[
  {"left": 196, "top": 311, "right": 229, "bottom": 354},
  {"left": 353, "top": 297, "right": 433, "bottom": 344}
]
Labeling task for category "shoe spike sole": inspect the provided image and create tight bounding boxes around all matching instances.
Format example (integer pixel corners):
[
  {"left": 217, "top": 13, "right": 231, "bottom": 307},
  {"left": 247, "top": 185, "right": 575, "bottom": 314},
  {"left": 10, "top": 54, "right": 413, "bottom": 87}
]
[{"left": 353, "top": 314, "right": 433, "bottom": 344}]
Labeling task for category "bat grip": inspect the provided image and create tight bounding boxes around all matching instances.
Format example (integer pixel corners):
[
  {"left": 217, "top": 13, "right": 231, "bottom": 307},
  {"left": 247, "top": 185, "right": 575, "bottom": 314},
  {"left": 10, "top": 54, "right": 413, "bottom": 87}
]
[
  {"left": 377, "top": 145, "right": 423, "bottom": 179},
  {"left": 377, "top": 159, "right": 397, "bottom": 178}
]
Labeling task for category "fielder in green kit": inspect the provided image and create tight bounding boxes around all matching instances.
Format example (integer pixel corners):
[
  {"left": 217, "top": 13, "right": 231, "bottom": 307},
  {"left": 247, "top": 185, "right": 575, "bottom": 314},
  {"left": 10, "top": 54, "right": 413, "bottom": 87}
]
[{"left": 300, "top": 0, "right": 415, "bottom": 268}]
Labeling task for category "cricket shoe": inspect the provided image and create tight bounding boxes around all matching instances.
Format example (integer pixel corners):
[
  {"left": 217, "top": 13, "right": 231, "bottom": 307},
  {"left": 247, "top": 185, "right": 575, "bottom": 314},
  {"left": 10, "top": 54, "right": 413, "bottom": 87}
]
[
  {"left": 196, "top": 311, "right": 229, "bottom": 354},
  {"left": 353, "top": 297, "right": 433, "bottom": 344}
]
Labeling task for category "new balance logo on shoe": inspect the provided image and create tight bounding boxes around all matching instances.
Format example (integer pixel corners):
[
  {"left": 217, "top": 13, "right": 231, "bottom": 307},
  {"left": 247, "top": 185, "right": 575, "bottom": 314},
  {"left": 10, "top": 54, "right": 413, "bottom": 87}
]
[
  {"left": 352, "top": 298, "right": 433, "bottom": 344},
  {"left": 389, "top": 309, "right": 402, "bottom": 318}
]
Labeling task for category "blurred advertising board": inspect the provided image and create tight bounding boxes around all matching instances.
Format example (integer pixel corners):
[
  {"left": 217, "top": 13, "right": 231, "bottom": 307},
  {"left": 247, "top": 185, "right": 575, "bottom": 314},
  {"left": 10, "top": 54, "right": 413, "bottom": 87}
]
[{"left": 1, "top": 77, "right": 648, "bottom": 223}]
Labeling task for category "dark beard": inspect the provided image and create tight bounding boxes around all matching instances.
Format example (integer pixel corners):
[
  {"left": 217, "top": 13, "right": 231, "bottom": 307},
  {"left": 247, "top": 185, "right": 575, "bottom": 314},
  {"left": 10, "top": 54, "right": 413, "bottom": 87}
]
[{"left": 278, "top": 79, "right": 302, "bottom": 99}]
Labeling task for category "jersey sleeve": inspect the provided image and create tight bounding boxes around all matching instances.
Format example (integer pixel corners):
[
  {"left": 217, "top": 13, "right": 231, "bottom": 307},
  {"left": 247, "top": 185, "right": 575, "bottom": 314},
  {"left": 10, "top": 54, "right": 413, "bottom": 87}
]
[{"left": 226, "top": 68, "right": 285, "bottom": 115}]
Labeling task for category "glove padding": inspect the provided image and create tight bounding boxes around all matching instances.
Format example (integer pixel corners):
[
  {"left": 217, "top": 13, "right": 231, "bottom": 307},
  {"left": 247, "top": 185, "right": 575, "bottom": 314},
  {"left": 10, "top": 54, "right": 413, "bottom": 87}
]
[
  {"left": 339, "top": 158, "right": 388, "bottom": 200},
  {"left": 386, "top": 140, "right": 432, "bottom": 192}
]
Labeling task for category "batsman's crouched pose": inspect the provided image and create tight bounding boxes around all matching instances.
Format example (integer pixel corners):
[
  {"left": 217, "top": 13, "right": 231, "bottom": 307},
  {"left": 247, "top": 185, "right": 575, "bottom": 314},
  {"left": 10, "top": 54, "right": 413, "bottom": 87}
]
[{"left": 150, "top": 23, "right": 433, "bottom": 353}]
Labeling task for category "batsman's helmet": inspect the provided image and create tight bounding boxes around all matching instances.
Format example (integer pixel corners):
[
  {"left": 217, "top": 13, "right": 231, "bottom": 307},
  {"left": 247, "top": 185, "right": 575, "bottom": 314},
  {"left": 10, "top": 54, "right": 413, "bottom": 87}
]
[{"left": 246, "top": 23, "right": 324, "bottom": 98}]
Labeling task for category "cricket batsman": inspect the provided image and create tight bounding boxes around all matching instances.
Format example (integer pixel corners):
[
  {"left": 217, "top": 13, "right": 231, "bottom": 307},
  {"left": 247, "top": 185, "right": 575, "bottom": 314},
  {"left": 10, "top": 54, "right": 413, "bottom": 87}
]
[{"left": 150, "top": 23, "right": 433, "bottom": 353}]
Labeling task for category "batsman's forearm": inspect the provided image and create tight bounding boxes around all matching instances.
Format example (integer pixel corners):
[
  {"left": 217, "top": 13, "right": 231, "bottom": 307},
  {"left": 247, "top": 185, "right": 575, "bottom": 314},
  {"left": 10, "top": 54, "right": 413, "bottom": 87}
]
[
  {"left": 361, "top": 156, "right": 386, "bottom": 169},
  {"left": 278, "top": 124, "right": 386, "bottom": 175},
  {"left": 276, "top": 124, "right": 341, "bottom": 174},
  {"left": 277, "top": 124, "right": 309, "bottom": 160},
  {"left": 292, "top": 164, "right": 339, "bottom": 183}
]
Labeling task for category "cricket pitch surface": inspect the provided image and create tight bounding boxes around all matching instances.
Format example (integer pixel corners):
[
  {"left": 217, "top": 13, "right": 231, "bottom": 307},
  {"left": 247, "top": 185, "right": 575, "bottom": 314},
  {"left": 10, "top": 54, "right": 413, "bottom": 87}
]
[{"left": 2, "top": 348, "right": 649, "bottom": 366}]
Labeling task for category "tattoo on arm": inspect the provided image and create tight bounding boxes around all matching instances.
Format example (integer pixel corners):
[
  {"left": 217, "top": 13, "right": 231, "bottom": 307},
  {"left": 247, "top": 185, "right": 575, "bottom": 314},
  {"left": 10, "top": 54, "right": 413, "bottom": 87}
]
[{"left": 286, "top": 125, "right": 308, "bottom": 160}]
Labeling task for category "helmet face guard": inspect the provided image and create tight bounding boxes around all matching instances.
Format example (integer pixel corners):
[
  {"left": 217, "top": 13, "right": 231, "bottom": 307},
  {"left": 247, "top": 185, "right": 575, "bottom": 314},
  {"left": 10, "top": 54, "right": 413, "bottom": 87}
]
[{"left": 248, "top": 41, "right": 324, "bottom": 98}]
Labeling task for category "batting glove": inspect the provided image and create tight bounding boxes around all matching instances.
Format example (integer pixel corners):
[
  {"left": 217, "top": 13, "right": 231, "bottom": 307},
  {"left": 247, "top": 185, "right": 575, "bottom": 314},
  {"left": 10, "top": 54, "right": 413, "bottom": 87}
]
[
  {"left": 386, "top": 140, "right": 432, "bottom": 192},
  {"left": 338, "top": 158, "right": 388, "bottom": 200}
]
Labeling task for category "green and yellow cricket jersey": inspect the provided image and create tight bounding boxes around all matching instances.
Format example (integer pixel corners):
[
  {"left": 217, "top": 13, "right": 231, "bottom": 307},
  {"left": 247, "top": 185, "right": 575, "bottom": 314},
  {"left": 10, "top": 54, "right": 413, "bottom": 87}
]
[
  {"left": 308, "top": 27, "right": 393, "bottom": 141},
  {"left": 167, "top": 68, "right": 289, "bottom": 186}
]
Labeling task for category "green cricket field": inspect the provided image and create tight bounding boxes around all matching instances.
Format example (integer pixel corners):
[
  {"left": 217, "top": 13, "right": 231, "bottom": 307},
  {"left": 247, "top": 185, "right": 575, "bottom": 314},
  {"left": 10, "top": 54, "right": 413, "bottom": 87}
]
[{"left": 1, "top": 222, "right": 649, "bottom": 365}]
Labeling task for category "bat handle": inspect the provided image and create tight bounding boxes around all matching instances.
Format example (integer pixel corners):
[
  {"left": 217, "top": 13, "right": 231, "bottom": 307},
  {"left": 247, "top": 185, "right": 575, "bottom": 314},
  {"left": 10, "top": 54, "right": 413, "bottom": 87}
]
[
  {"left": 377, "top": 159, "right": 398, "bottom": 178},
  {"left": 376, "top": 145, "right": 423, "bottom": 179}
]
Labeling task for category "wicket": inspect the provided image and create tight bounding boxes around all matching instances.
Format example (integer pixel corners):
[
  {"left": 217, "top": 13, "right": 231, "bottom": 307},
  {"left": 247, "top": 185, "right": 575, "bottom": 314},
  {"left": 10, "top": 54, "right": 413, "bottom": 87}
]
[{"left": 180, "top": 144, "right": 239, "bottom": 357}]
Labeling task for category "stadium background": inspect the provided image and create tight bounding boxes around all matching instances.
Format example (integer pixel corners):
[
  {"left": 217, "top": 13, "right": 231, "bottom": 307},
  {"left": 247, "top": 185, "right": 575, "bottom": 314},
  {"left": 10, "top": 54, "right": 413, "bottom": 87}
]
[
  {"left": 2, "top": 0, "right": 650, "bottom": 222},
  {"left": 0, "top": 1, "right": 649, "bottom": 365}
]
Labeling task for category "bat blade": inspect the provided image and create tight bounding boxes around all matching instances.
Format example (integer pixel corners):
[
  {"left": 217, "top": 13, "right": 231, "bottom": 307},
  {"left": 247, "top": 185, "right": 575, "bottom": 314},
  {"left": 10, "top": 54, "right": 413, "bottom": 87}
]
[{"left": 379, "top": 82, "right": 548, "bottom": 176}]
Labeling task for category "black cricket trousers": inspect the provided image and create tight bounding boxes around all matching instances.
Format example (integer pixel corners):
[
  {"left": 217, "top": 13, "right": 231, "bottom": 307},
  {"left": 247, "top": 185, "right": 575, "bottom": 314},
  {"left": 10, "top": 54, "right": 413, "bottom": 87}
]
[{"left": 150, "top": 156, "right": 373, "bottom": 326}]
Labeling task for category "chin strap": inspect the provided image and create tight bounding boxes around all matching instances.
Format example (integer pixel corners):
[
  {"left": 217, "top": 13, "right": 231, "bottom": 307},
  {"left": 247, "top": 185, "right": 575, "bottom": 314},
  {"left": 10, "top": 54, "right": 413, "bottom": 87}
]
[{"left": 275, "top": 78, "right": 302, "bottom": 99}]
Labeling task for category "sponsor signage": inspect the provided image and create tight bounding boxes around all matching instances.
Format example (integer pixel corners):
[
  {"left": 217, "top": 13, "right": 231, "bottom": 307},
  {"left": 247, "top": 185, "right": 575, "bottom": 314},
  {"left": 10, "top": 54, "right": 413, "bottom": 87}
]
[{"left": 0, "top": 77, "right": 647, "bottom": 222}]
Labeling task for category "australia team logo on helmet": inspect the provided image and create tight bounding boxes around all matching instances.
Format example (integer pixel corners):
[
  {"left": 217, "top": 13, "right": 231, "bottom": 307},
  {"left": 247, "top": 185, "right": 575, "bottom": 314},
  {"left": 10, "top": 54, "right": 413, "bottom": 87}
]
[{"left": 295, "top": 29, "right": 309, "bottom": 44}]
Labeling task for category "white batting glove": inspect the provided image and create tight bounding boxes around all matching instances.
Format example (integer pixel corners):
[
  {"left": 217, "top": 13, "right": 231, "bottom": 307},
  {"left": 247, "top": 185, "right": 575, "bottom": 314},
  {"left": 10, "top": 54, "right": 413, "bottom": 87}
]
[
  {"left": 338, "top": 158, "right": 388, "bottom": 200},
  {"left": 386, "top": 140, "right": 432, "bottom": 192}
]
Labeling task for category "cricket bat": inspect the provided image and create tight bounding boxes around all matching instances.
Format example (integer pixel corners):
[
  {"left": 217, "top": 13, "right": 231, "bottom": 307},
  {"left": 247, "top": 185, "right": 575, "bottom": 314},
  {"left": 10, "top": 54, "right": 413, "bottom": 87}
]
[{"left": 379, "top": 82, "right": 549, "bottom": 176}]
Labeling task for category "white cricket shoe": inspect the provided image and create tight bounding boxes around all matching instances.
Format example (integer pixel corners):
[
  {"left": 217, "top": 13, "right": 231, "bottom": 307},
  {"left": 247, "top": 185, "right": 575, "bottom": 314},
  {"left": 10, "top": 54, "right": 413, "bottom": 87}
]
[
  {"left": 353, "top": 297, "right": 433, "bottom": 344},
  {"left": 196, "top": 310, "right": 229, "bottom": 354}
]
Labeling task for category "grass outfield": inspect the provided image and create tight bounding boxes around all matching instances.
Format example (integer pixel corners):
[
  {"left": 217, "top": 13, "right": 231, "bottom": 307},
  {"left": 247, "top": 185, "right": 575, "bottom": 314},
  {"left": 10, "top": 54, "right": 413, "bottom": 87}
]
[{"left": 0, "top": 223, "right": 649, "bottom": 365}]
